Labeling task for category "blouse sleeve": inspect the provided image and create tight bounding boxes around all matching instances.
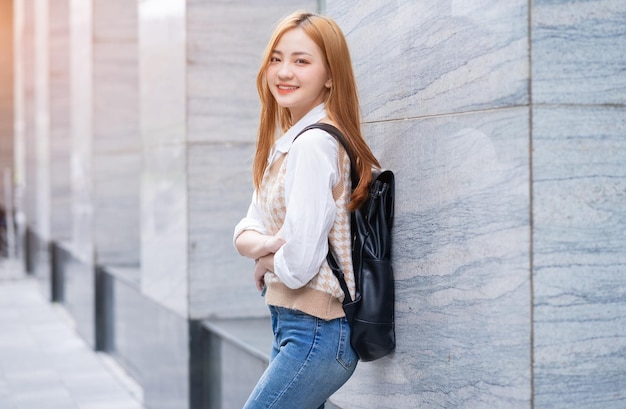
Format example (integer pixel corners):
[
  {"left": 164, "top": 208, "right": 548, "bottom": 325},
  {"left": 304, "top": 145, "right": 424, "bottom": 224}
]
[
  {"left": 273, "top": 129, "right": 339, "bottom": 289},
  {"left": 232, "top": 190, "right": 267, "bottom": 247}
]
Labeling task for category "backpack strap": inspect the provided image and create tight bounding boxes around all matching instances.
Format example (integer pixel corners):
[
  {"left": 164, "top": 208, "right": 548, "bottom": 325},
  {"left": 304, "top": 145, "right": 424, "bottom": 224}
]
[
  {"left": 325, "top": 246, "right": 353, "bottom": 304},
  {"left": 297, "top": 123, "right": 359, "bottom": 190}
]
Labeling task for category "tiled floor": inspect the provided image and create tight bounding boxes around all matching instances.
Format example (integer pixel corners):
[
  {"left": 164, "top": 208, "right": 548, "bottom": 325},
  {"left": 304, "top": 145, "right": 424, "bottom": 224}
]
[{"left": 0, "top": 259, "right": 145, "bottom": 409}]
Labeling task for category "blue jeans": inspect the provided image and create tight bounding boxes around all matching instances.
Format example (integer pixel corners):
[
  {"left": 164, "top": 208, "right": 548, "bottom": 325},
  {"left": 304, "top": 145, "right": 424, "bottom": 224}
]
[{"left": 243, "top": 306, "right": 359, "bottom": 409}]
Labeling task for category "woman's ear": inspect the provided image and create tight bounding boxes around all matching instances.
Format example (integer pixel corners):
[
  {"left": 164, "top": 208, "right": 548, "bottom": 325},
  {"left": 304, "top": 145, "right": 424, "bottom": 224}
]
[{"left": 325, "top": 78, "right": 332, "bottom": 89}]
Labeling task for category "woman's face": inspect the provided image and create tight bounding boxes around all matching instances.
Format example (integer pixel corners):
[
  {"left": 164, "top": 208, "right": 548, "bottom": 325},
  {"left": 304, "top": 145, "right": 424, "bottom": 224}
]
[{"left": 266, "top": 27, "right": 332, "bottom": 123}]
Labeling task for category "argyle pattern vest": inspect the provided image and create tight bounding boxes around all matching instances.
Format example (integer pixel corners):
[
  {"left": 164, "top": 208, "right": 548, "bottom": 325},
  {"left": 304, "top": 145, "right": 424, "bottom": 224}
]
[{"left": 257, "top": 136, "right": 355, "bottom": 319}]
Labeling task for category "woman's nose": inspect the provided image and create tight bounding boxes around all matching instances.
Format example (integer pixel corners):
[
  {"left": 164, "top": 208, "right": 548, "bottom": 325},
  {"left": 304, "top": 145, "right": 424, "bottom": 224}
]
[{"left": 277, "top": 63, "right": 293, "bottom": 79}]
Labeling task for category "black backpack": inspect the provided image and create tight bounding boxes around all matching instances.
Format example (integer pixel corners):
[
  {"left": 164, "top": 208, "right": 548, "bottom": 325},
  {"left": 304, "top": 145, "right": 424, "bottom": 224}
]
[{"left": 297, "top": 123, "right": 396, "bottom": 362}]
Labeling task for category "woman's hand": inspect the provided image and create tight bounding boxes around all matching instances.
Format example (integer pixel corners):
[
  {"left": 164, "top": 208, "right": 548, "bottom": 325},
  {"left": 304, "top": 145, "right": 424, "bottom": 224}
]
[
  {"left": 254, "top": 254, "right": 274, "bottom": 292},
  {"left": 236, "top": 231, "right": 285, "bottom": 291},
  {"left": 263, "top": 235, "right": 286, "bottom": 254},
  {"left": 253, "top": 236, "right": 284, "bottom": 292}
]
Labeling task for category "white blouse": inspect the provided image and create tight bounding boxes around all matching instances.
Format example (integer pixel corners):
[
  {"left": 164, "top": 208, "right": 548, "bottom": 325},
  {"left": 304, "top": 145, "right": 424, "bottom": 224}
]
[{"left": 233, "top": 104, "right": 341, "bottom": 289}]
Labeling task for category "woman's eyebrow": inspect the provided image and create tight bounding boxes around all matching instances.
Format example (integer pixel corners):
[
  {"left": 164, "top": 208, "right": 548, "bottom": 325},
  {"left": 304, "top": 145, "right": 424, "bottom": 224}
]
[{"left": 271, "top": 50, "right": 313, "bottom": 57}]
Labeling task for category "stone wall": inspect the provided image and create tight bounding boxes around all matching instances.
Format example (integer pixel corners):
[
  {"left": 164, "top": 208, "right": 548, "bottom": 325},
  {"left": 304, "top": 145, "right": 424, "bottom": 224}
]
[
  {"left": 531, "top": 1, "right": 626, "bottom": 406},
  {"left": 7, "top": 0, "right": 626, "bottom": 408},
  {"left": 0, "top": 0, "right": 13, "bottom": 205},
  {"left": 326, "top": 1, "right": 626, "bottom": 408},
  {"left": 328, "top": 1, "right": 531, "bottom": 407}
]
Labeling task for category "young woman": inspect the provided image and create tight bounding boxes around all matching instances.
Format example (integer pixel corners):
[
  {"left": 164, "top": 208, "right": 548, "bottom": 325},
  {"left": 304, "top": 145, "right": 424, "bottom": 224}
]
[{"left": 233, "top": 11, "right": 380, "bottom": 409}]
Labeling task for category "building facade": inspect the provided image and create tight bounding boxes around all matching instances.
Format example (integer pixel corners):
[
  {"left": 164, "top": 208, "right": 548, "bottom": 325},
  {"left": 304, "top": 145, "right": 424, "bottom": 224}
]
[{"left": 0, "top": 0, "right": 625, "bottom": 408}]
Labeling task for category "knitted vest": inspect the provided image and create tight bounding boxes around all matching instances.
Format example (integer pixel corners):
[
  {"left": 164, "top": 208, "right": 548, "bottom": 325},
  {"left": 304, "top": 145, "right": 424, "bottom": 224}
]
[{"left": 257, "top": 136, "right": 355, "bottom": 320}]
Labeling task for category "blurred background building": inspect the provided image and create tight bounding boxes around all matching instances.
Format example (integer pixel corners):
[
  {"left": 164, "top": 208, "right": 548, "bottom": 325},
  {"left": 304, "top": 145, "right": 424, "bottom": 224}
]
[{"left": 0, "top": 0, "right": 625, "bottom": 408}]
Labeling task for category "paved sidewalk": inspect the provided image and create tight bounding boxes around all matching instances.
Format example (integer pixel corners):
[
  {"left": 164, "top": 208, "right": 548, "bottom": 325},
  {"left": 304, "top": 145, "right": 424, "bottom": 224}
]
[{"left": 0, "top": 258, "right": 145, "bottom": 409}]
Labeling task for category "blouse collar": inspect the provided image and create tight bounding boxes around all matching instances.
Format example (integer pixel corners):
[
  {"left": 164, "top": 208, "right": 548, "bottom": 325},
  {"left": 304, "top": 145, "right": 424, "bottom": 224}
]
[{"left": 268, "top": 104, "right": 327, "bottom": 164}]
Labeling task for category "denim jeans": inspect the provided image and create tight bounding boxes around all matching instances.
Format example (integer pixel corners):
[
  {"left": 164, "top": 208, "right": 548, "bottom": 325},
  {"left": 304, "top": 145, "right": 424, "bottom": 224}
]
[{"left": 243, "top": 306, "right": 359, "bottom": 409}]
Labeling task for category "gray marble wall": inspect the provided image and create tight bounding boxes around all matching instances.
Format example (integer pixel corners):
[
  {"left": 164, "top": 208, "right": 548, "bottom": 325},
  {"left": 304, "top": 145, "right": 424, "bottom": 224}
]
[
  {"left": 0, "top": 0, "right": 13, "bottom": 204},
  {"left": 138, "top": 0, "right": 189, "bottom": 316},
  {"left": 10, "top": 0, "right": 625, "bottom": 408},
  {"left": 32, "top": 0, "right": 50, "bottom": 244},
  {"left": 531, "top": 1, "right": 626, "bottom": 407},
  {"left": 328, "top": 1, "right": 532, "bottom": 407},
  {"left": 111, "top": 273, "right": 189, "bottom": 409},
  {"left": 13, "top": 0, "right": 53, "bottom": 282},
  {"left": 69, "top": 0, "right": 94, "bottom": 264},
  {"left": 12, "top": 0, "right": 26, "bottom": 260},
  {"left": 17, "top": 0, "right": 39, "bottom": 243},
  {"left": 186, "top": 0, "right": 318, "bottom": 319},
  {"left": 49, "top": 0, "right": 71, "bottom": 242},
  {"left": 92, "top": 0, "right": 141, "bottom": 268},
  {"left": 326, "top": 0, "right": 625, "bottom": 408},
  {"left": 16, "top": 0, "right": 35, "bottom": 278}
]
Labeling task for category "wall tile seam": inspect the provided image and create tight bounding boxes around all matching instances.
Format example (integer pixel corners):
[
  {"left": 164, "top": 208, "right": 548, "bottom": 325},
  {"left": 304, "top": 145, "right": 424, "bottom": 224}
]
[
  {"left": 141, "top": 140, "right": 189, "bottom": 149},
  {"left": 91, "top": 148, "right": 142, "bottom": 155},
  {"left": 184, "top": 48, "right": 192, "bottom": 320},
  {"left": 531, "top": 102, "right": 626, "bottom": 109},
  {"left": 186, "top": 141, "right": 255, "bottom": 147},
  {"left": 92, "top": 36, "right": 138, "bottom": 44},
  {"left": 361, "top": 104, "right": 531, "bottom": 124},
  {"left": 528, "top": 0, "right": 535, "bottom": 404},
  {"left": 358, "top": 101, "right": 626, "bottom": 128}
]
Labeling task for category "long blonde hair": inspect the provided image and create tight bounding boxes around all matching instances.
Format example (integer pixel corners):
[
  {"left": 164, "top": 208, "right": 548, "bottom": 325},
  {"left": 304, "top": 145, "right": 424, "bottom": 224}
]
[{"left": 253, "top": 11, "right": 380, "bottom": 210}]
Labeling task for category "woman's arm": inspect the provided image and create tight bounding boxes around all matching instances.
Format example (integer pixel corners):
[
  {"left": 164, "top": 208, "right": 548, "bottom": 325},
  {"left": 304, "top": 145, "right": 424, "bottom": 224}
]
[
  {"left": 253, "top": 253, "right": 274, "bottom": 291},
  {"left": 238, "top": 233, "right": 283, "bottom": 291},
  {"left": 234, "top": 190, "right": 283, "bottom": 259},
  {"left": 235, "top": 230, "right": 285, "bottom": 260}
]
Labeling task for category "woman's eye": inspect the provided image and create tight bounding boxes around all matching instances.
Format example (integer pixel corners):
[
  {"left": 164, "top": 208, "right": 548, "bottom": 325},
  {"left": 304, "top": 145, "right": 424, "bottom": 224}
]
[
  {"left": 295, "top": 59, "right": 308, "bottom": 64},
  {"left": 270, "top": 57, "right": 280, "bottom": 63}
]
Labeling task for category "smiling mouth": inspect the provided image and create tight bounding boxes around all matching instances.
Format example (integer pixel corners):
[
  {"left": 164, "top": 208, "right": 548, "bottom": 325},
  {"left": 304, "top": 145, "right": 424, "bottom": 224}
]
[{"left": 277, "top": 85, "right": 298, "bottom": 91}]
